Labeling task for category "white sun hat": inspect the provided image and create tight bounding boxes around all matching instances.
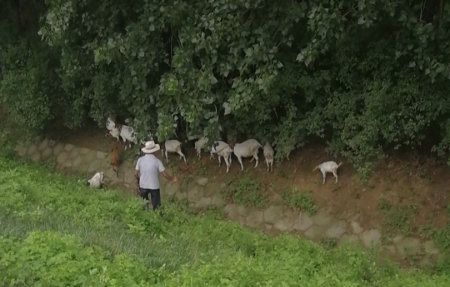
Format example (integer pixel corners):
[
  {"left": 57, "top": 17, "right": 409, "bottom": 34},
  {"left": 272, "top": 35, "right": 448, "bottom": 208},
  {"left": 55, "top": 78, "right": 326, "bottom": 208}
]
[{"left": 141, "top": 141, "right": 160, "bottom": 154}]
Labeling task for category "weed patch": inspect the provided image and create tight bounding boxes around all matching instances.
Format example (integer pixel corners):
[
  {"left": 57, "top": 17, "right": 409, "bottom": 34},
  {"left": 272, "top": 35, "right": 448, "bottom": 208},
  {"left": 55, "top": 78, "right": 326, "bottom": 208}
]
[
  {"left": 282, "top": 187, "right": 317, "bottom": 215},
  {"left": 225, "top": 176, "right": 267, "bottom": 208},
  {"left": 378, "top": 199, "right": 418, "bottom": 235}
]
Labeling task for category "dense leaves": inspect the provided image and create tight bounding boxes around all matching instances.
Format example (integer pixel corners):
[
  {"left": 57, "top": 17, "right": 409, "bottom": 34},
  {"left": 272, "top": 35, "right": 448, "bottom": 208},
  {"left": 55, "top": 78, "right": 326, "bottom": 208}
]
[{"left": 1, "top": 0, "right": 450, "bottom": 174}]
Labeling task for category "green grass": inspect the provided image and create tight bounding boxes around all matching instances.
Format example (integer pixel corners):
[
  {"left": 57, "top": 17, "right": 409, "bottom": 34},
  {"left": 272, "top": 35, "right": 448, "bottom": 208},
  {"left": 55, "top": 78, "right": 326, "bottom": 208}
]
[
  {"left": 378, "top": 199, "right": 418, "bottom": 235},
  {"left": 225, "top": 176, "right": 267, "bottom": 208},
  {"left": 0, "top": 158, "right": 449, "bottom": 286},
  {"left": 282, "top": 187, "right": 317, "bottom": 215}
]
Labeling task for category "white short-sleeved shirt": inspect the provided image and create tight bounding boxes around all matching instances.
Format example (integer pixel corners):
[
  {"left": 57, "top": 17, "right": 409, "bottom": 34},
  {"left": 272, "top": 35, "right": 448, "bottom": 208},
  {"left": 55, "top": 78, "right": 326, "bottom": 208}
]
[{"left": 135, "top": 154, "right": 165, "bottom": 189}]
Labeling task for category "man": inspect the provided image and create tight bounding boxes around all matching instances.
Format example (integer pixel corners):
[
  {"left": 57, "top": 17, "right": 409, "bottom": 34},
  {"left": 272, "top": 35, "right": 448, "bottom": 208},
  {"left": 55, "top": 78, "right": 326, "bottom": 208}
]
[{"left": 135, "top": 141, "right": 177, "bottom": 210}]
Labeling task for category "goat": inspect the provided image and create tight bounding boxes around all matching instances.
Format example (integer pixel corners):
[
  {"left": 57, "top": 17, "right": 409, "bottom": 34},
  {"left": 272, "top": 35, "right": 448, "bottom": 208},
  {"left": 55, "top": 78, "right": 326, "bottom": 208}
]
[
  {"left": 263, "top": 142, "right": 274, "bottom": 172},
  {"left": 119, "top": 125, "right": 137, "bottom": 149},
  {"left": 211, "top": 141, "right": 233, "bottom": 173},
  {"left": 87, "top": 172, "right": 104, "bottom": 188},
  {"left": 105, "top": 117, "right": 137, "bottom": 149},
  {"left": 163, "top": 140, "right": 186, "bottom": 163},
  {"left": 110, "top": 142, "right": 123, "bottom": 177},
  {"left": 194, "top": 137, "right": 209, "bottom": 158},
  {"left": 210, "top": 140, "right": 229, "bottom": 161},
  {"left": 313, "top": 161, "right": 342, "bottom": 184},
  {"left": 106, "top": 117, "right": 120, "bottom": 140},
  {"left": 109, "top": 126, "right": 121, "bottom": 141},
  {"left": 233, "top": 139, "right": 262, "bottom": 171},
  {"left": 106, "top": 117, "right": 115, "bottom": 131}
]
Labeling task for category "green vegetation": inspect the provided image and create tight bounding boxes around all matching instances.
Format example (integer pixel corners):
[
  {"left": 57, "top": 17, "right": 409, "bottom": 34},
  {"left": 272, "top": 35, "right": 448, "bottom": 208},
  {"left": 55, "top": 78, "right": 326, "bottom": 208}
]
[
  {"left": 2, "top": 1, "right": 450, "bottom": 176},
  {"left": 282, "top": 187, "right": 317, "bottom": 215},
  {"left": 226, "top": 176, "right": 267, "bottom": 208},
  {"left": 1, "top": 158, "right": 449, "bottom": 285},
  {"left": 378, "top": 199, "right": 418, "bottom": 235}
]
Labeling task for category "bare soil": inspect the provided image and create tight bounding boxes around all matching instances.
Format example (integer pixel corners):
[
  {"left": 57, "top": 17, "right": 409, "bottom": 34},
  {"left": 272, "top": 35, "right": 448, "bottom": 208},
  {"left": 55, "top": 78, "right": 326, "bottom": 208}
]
[{"left": 50, "top": 126, "right": 450, "bottom": 236}]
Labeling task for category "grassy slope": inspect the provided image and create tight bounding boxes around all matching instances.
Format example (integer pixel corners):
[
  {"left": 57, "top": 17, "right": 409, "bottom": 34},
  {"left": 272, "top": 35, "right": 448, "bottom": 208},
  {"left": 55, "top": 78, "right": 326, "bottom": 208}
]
[{"left": 0, "top": 158, "right": 449, "bottom": 286}]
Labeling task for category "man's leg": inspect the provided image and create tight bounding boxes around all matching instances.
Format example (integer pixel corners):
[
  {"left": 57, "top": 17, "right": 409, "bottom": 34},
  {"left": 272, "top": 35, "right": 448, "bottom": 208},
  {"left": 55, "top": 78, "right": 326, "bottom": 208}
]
[
  {"left": 139, "top": 188, "right": 151, "bottom": 209},
  {"left": 149, "top": 189, "right": 161, "bottom": 210}
]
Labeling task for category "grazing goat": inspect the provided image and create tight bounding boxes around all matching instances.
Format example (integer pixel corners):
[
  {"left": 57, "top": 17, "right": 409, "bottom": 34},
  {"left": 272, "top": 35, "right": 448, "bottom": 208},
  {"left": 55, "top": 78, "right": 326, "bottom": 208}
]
[
  {"left": 210, "top": 140, "right": 229, "bottom": 161},
  {"left": 105, "top": 117, "right": 137, "bottom": 149},
  {"left": 119, "top": 125, "right": 137, "bottom": 149},
  {"left": 164, "top": 140, "right": 186, "bottom": 163},
  {"left": 194, "top": 137, "right": 209, "bottom": 158},
  {"left": 110, "top": 142, "right": 123, "bottom": 177},
  {"left": 263, "top": 142, "right": 274, "bottom": 172},
  {"left": 109, "top": 126, "right": 121, "bottom": 141},
  {"left": 233, "top": 139, "right": 262, "bottom": 171},
  {"left": 87, "top": 172, "right": 104, "bottom": 188},
  {"left": 211, "top": 141, "right": 233, "bottom": 173},
  {"left": 313, "top": 161, "right": 342, "bottom": 184}
]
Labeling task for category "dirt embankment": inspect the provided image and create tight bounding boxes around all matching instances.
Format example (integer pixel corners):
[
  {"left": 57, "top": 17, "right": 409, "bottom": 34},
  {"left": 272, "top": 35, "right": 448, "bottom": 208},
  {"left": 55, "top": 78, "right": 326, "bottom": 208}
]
[{"left": 50, "top": 126, "right": 449, "bottom": 236}]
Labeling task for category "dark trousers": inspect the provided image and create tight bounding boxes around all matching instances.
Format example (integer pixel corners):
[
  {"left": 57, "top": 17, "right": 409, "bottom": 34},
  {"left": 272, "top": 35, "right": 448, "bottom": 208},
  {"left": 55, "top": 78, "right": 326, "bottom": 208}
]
[{"left": 139, "top": 188, "right": 161, "bottom": 210}]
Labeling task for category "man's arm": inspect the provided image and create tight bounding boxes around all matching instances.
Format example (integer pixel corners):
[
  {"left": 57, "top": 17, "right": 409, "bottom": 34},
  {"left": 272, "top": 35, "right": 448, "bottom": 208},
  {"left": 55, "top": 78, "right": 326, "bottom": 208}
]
[
  {"left": 134, "top": 170, "right": 140, "bottom": 186},
  {"left": 161, "top": 170, "right": 177, "bottom": 182}
]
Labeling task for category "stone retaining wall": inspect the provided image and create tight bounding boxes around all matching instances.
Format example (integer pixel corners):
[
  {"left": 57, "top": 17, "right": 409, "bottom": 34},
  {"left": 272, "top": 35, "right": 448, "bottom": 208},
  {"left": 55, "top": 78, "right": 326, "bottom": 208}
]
[{"left": 14, "top": 138, "right": 442, "bottom": 266}]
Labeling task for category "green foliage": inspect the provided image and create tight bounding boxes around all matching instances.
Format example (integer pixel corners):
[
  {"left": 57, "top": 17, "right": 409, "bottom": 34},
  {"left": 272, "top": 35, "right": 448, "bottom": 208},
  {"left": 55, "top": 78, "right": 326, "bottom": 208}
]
[
  {"left": 225, "top": 176, "right": 266, "bottom": 208},
  {"left": 0, "top": 158, "right": 450, "bottom": 285},
  {"left": 282, "top": 187, "right": 317, "bottom": 215},
  {"left": 0, "top": 231, "right": 162, "bottom": 286},
  {"left": 2, "top": 0, "right": 450, "bottom": 173},
  {"left": 378, "top": 199, "right": 418, "bottom": 234}
]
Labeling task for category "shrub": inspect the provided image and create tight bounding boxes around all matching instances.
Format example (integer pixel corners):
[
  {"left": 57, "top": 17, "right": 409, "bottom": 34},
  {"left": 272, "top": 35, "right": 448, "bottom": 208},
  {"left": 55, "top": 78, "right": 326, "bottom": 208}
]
[
  {"left": 4, "top": 1, "right": 450, "bottom": 176},
  {"left": 282, "top": 187, "right": 317, "bottom": 215}
]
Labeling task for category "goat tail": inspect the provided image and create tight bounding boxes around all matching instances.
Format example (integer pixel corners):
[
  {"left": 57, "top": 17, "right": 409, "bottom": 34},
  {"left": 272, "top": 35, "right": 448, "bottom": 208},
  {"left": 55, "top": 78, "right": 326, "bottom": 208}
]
[
  {"left": 313, "top": 165, "right": 319, "bottom": 172},
  {"left": 337, "top": 162, "right": 343, "bottom": 168}
]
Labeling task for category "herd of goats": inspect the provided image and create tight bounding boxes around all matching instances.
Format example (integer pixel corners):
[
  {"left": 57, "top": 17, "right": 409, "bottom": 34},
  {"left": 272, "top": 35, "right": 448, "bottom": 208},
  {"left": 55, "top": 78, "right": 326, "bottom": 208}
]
[{"left": 85, "top": 117, "right": 343, "bottom": 188}]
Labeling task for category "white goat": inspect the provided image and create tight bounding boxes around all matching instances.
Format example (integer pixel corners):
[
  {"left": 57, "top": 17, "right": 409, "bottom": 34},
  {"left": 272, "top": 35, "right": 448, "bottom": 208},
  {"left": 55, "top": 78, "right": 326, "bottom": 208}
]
[
  {"left": 233, "top": 139, "right": 262, "bottom": 171},
  {"left": 313, "top": 161, "right": 342, "bottom": 184},
  {"left": 210, "top": 140, "right": 228, "bottom": 161},
  {"left": 106, "top": 117, "right": 116, "bottom": 131},
  {"left": 194, "top": 137, "right": 209, "bottom": 158},
  {"left": 119, "top": 125, "right": 137, "bottom": 149},
  {"left": 87, "top": 172, "right": 104, "bottom": 188},
  {"left": 211, "top": 141, "right": 233, "bottom": 173},
  {"left": 263, "top": 142, "right": 274, "bottom": 172},
  {"left": 106, "top": 117, "right": 120, "bottom": 140},
  {"left": 105, "top": 117, "right": 137, "bottom": 149},
  {"left": 109, "top": 126, "right": 121, "bottom": 141},
  {"left": 164, "top": 140, "right": 186, "bottom": 163}
]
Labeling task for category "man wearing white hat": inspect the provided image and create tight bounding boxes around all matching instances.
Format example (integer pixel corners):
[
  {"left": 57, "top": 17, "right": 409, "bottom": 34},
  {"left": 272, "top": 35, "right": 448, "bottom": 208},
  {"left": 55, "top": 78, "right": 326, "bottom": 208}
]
[{"left": 135, "top": 141, "right": 177, "bottom": 210}]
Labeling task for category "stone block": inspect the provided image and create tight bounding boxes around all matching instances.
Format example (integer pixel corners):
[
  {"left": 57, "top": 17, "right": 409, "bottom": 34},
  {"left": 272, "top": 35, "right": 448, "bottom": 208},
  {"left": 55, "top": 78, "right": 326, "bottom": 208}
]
[
  {"left": 246, "top": 209, "right": 264, "bottom": 228},
  {"left": 53, "top": 143, "right": 64, "bottom": 156},
  {"left": 361, "top": 229, "right": 381, "bottom": 248},
  {"left": 423, "top": 240, "right": 440, "bottom": 255},
  {"left": 263, "top": 205, "right": 283, "bottom": 224},
  {"left": 64, "top": 143, "right": 75, "bottom": 152},
  {"left": 396, "top": 237, "right": 421, "bottom": 258},
  {"left": 96, "top": 151, "right": 107, "bottom": 159},
  {"left": 312, "top": 211, "right": 332, "bottom": 226},
  {"left": 38, "top": 139, "right": 49, "bottom": 151},
  {"left": 293, "top": 212, "right": 313, "bottom": 232},
  {"left": 41, "top": 148, "right": 53, "bottom": 160},
  {"left": 195, "top": 177, "right": 208, "bottom": 186},
  {"left": 274, "top": 217, "right": 295, "bottom": 232},
  {"left": 325, "top": 221, "right": 347, "bottom": 239},
  {"left": 350, "top": 221, "right": 363, "bottom": 234},
  {"left": 304, "top": 225, "right": 325, "bottom": 240}
]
